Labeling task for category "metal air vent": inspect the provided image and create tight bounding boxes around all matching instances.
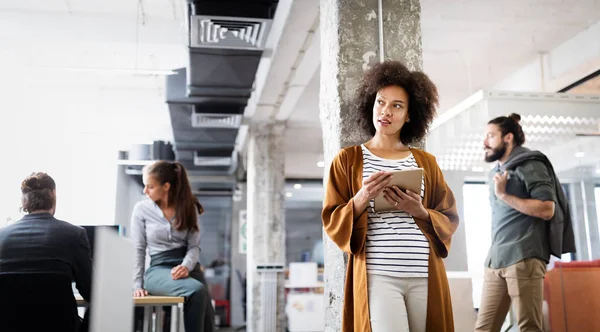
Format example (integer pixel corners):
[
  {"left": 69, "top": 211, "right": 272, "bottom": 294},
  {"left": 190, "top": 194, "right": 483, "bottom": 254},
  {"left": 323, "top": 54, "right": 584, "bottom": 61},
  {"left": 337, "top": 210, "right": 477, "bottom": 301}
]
[
  {"left": 190, "top": 15, "right": 271, "bottom": 50},
  {"left": 194, "top": 152, "right": 233, "bottom": 167},
  {"left": 191, "top": 112, "right": 243, "bottom": 129}
]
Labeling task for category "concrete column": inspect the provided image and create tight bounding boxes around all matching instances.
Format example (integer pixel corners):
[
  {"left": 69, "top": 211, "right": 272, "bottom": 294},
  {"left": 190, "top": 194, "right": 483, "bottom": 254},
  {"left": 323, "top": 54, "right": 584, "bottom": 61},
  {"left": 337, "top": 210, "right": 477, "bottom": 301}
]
[
  {"left": 246, "top": 122, "right": 286, "bottom": 332},
  {"left": 319, "top": 0, "right": 423, "bottom": 330},
  {"left": 229, "top": 183, "right": 247, "bottom": 327}
]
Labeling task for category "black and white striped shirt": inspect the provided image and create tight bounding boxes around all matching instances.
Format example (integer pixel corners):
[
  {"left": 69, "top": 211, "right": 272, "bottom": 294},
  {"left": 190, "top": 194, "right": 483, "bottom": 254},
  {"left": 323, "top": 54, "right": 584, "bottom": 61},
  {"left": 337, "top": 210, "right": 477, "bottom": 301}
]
[{"left": 362, "top": 145, "right": 430, "bottom": 278}]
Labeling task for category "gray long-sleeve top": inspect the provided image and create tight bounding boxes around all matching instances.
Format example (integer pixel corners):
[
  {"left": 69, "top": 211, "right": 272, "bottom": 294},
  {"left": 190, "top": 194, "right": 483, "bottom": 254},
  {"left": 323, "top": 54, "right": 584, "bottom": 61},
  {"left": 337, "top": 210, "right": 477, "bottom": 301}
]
[{"left": 130, "top": 199, "right": 201, "bottom": 289}]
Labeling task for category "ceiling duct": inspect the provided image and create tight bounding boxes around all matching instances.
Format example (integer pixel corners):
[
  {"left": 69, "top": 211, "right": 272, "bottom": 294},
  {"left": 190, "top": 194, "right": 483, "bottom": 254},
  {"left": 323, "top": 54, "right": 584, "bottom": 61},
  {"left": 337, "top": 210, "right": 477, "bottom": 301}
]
[
  {"left": 194, "top": 149, "right": 235, "bottom": 167},
  {"left": 194, "top": 155, "right": 233, "bottom": 167},
  {"left": 190, "top": 15, "right": 271, "bottom": 50},
  {"left": 164, "top": 1, "right": 279, "bottom": 179},
  {"left": 191, "top": 112, "right": 243, "bottom": 129},
  {"left": 186, "top": 48, "right": 261, "bottom": 99}
]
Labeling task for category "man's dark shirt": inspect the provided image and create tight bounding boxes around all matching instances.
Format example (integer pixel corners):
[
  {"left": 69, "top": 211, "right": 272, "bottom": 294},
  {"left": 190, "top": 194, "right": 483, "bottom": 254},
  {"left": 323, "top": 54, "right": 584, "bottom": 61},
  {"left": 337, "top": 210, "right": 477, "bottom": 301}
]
[{"left": 486, "top": 146, "right": 557, "bottom": 269}]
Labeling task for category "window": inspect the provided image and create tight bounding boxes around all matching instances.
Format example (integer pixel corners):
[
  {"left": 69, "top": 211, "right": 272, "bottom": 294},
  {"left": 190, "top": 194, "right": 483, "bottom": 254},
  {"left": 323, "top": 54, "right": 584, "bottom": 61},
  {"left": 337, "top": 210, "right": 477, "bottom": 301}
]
[
  {"left": 0, "top": 130, "right": 118, "bottom": 227},
  {"left": 0, "top": 77, "right": 172, "bottom": 227},
  {"left": 463, "top": 182, "right": 492, "bottom": 308},
  {"left": 596, "top": 186, "right": 600, "bottom": 234}
]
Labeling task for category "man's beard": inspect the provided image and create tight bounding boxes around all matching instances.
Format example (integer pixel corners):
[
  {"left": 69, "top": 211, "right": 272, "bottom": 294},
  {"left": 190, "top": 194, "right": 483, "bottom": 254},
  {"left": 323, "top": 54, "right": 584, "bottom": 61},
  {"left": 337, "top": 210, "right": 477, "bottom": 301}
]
[{"left": 484, "top": 142, "right": 507, "bottom": 163}]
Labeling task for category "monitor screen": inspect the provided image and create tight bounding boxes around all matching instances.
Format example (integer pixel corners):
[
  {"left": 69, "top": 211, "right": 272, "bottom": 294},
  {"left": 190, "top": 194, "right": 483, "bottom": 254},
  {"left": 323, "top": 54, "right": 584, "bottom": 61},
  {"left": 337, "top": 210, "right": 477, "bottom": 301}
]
[{"left": 81, "top": 225, "right": 122, "bottom": 259}]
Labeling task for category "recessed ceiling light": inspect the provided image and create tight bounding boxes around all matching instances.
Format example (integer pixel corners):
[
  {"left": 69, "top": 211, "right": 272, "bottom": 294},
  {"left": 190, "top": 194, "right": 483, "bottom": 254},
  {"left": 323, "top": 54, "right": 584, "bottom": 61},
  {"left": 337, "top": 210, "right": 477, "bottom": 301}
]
[
  {"left": 285, "top": 192, "right": 293, "bottom": 198},
  {"left": 596, "top": 169, "right": 600, "bottom": 174},
  {"left": 317, "top": 161, "right": 325, "bottom": 168},
  {"left": 575, "top": 152, "right": 585, "bottom": 158},
  {"left": 294, "top": 184, "right": 302, "bottom": 189}
]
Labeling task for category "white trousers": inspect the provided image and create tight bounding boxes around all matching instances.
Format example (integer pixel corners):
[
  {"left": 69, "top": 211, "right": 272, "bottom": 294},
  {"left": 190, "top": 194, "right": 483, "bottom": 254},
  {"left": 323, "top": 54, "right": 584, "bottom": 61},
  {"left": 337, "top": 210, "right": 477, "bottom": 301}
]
[{"left": 367, "top": 274, "right": 428, "bottom": 332}]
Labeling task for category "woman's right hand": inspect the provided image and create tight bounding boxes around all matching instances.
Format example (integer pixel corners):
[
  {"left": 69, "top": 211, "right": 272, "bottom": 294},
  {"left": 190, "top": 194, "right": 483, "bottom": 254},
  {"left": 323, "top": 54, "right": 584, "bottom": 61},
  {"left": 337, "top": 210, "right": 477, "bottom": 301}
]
[
  {"left": 134, "top": 288, "right": 148, "bottom": 297},
  {"left": 354, "top": 171, "right": 393, "bottom": 210}
]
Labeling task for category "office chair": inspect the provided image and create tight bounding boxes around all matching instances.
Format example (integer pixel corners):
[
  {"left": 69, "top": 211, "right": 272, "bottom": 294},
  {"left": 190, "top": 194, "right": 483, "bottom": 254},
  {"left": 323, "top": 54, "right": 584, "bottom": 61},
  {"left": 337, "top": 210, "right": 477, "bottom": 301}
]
[{"left": 0, "top": 272, "right": 81, "bottom": 332}]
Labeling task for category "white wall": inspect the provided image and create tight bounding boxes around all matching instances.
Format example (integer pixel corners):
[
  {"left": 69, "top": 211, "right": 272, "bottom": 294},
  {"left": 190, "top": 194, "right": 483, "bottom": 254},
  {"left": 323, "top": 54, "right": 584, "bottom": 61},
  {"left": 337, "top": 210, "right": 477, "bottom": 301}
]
[
  {"left": 0, "top": 69, "right": 173, "bottom": 226},
  {"left": 443, "top": 171, "right": 470, "bottom": 272},
  {"left": 0, "top": 7, "right": 183, "bottom": 227}
]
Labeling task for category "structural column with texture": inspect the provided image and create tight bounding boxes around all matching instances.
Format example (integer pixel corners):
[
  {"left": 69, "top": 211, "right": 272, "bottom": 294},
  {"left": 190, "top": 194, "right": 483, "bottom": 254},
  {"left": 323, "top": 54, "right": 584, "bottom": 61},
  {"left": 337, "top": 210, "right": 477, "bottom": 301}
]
[
  {"left": 319, "top": 0, "right": 423, "bottom": 330},
  {"left": 246, "top": 122, "right": 287, "bottom": 332}
]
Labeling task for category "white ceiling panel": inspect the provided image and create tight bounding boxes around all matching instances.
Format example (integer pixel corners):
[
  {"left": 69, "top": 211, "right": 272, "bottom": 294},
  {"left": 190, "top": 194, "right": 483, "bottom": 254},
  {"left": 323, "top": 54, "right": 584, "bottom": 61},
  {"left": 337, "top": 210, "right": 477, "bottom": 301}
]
[{"left": 0, "top": 0, "right": 184, "bottom": 20}]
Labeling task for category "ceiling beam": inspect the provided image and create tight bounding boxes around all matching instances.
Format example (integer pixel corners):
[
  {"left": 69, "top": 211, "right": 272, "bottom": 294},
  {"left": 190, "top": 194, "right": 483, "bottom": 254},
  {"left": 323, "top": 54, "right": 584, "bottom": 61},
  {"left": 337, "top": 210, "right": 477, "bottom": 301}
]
[
  {"left": 275, "top": 24, "right": 320, "bottom": 121},
  {"left": 237, "top": 0, "right": 319, "bottom": 162},
  {"left": 243, "top": 0, "right": 319, "bottom": 120}
]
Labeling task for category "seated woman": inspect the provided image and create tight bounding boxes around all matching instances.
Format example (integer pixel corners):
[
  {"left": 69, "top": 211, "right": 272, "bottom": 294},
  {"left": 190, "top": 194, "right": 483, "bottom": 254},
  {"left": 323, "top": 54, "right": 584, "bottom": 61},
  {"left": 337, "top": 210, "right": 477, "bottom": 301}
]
[
  {"left": 131, "top": 161, "right": 215, "bottom": 332},
  {"left": 0, "top": 172, "right": 93, "bottom": 332}
]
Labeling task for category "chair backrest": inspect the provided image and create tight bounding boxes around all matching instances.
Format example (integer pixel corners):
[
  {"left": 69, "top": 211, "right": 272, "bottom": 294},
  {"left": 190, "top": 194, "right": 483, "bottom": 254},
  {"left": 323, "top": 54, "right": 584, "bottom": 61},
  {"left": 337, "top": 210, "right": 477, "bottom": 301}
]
[
  {"left": 545, "top": 265, "right": 600, "bottom": 332},
  {"left": 0, "top": 272, "right": 79, "bottom": 332},
  {"left": 554, "top": 259, "right": 600, "bottom": 269}
]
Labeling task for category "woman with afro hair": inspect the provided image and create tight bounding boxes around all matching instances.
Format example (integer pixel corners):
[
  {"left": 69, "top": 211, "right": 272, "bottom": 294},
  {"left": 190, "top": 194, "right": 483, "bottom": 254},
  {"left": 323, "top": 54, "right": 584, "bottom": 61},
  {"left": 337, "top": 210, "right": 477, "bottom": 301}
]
[{"left": 322, "top": 61, "right": 459, "bottom": 332}]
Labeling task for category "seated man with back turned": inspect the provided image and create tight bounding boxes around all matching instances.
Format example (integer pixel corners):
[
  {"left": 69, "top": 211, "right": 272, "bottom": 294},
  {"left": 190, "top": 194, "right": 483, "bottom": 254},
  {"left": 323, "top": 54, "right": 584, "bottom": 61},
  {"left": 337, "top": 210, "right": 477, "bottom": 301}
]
[{"left": 0, "top": 172, "right": 93, "bottom": 332}]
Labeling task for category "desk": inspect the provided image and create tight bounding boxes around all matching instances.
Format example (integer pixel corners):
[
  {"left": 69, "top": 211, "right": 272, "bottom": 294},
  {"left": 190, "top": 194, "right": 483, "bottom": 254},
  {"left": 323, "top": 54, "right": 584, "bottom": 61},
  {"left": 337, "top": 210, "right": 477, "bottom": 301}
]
[
  {"left": 76, "top": 295, "right": 184, "bottom": 332},
  {"left": 284, "top": 281, "right": 324, "bottom": 332}
]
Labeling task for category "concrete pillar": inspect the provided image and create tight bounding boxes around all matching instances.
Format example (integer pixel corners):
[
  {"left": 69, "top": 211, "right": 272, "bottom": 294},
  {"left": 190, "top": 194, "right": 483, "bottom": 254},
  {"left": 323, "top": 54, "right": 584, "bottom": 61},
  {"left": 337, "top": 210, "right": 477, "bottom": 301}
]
[
  {"left": 246, "top": 122, "right": 286, "bottom": 332},
  {"left": 229, "top": 183, "right": 247, "bottom": 327},
  {"left": 319, "top": 0, "right": 423, "bottom": 330}
]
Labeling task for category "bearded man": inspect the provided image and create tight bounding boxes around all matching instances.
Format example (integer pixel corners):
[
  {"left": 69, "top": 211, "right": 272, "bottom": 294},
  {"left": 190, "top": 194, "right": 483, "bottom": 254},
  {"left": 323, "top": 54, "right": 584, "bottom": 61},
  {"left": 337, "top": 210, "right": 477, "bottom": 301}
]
[{"left": 474, "top": 113, "right": 574, "bottom": 332}]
